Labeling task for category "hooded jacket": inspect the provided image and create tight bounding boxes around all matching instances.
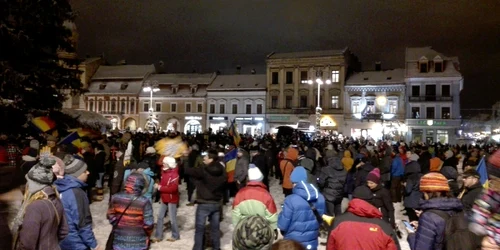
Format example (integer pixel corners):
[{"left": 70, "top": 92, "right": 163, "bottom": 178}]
[
  {"left": 328, "top": 199, "right": 400, "bottom": 250},
  {"left": 341, "top": 151, "right": 354, "bottom": 172},
  {"left": 123, "top": 165, "right": 155, "bottom": 202},
  {"left": 280, "top": 147, "right": 299, "bottom": 189},
  {"left": 355, "top": 162, "right": 375, "bottom": 187},
  {"left": 403, "top": 161, "right": 422, "bottom": 209},
  {"left": 54, "top": 175, "right": 97, "bottom": 250},
  {"left": 391, "top": 154, "right": 405, "bottom": 177},
  {"left": 379, "top": 146, "right": 393, "bottom": 175},
  {"left": 300, "top": 155, "right": 317, "bottom": 187},
  {"left": 440, "top": 165, "right": 460, "bottom": 197},
  {"left": 232, "top": 181, "right": 278, "bottom": 229},
  {"left": 159, "top": 166, "right": 180, "bottom": 204},
  {"left": 278, "top": 181, "right": 326, "bottom": 250},
  {"left": 184, "top": 159, "right": 227, "bottom": 203},
  {"left": 407, "top": 198, "right": 464, "bottom": 250},
  {"left": 318, "top": 157, "right": 346, "bottom": 203},
  {"left": 371, "top": 184, "right": 395, "bottom": 228}
]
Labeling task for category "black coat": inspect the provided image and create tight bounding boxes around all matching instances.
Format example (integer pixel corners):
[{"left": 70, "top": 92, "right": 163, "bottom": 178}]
[
  {"left": 418, "top": 151, "right": 432, "bottom": 174},
  {"left": 371, "top": 185, "right": 395, "bottom": 228},
  {"left": 461, "top": 182, "right": 483, "bottom": 214},
  {"left": 318, "top": 157, "right": 346, "bottom": 203},
  {"left": 251, "top": 153, "right": 269, "bottom": 187},
  {"left": 355, "top": 162, "right": 375, "bottom": 187},
  {"left": 184, "top": 160, "right": 227, "bottom": 204}
]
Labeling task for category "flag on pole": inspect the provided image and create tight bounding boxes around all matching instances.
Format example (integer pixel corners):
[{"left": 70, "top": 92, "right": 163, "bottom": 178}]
[
  {"left": 31, "top": 116, "right": 56, "bottom": 132},
  {"left": 228, "top": 119, "right": 241, "bottom": 146},
  {"left": 224, "top": 148, "right": 238, "bottom": 183},
  {"left": 477, "top": 156, "right": 489, "bottom": 188},
  {"left": 58, "top": 131, "right": 79, "bottom": 145}
]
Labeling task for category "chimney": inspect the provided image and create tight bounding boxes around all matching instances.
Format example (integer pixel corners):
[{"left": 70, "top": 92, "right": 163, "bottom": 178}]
[
  {"left": 375, "top": 61, "right": 381, "bottom": 71},
  {"left": 251, "top": 68, "right": 256, "bottom": 74},
  {"left": 236, "top": 65, "right": 241, "bottom": 74}
]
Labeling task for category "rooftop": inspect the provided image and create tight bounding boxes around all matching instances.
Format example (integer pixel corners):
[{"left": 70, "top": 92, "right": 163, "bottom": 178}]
[
  {"left": 346, "top": 69, "right": 405, "bottom": 85},
  {"left": 86, "top": 81, "right": 142, "bottom": 95},
  {"left": 145, "top": 73, "right": 215, "bottom": 85},
  {"left": 92, "top": 65, "right": 155, "bottom": 80},
  {"left": 208, "top": 74, "right": 266, "bottom": 91},
  {"left": 267, "top": 48, "right": 348, "bottom": 59}
]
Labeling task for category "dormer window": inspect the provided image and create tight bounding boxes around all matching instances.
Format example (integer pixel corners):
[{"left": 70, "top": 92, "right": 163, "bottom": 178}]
[
  {"left": 99, "top": 83, "right": 106, "bottom": 90},
  {"left": 434, "top": 62, "right": 442, "bottom": 72},
  {"left": 190, "top": 84, "right": 198, "bottom": 94},
  {"left": 172, "top": 84, "right": 179, "bottom": 94},
  {"left": 419, "top": 57, "right": 428, "bottom": 73},
  {"left": 120, "top": 83, "right": 128, "bottom": 90}
]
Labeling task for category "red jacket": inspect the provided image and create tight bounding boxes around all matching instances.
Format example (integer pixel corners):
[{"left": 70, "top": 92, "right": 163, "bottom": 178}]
[
  {"left": 159, "top": 167, "right": 179, "bottom": 204},
  {"left": 327, "top": 199, "right": 399, "bottom": 250}
]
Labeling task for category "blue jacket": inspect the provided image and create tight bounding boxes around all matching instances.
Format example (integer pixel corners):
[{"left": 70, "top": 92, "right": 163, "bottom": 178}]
[
  {"left": 124, "top": 168, "right": 155, "bottom": 202},
  {"left": 54, "top": 176, "right": 97, "bottom": 250},
  {"left": 391, "top": 155, "right": 405, "bottom": 177},
  {"left": 407, "top": 197, "right": 463, "bottom": 250},
  {"left": 278, "top": 181, "right": 326, "bottom": 250}
]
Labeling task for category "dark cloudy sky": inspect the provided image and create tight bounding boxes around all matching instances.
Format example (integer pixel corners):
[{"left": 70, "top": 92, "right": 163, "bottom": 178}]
[{"left": 70, "top": 0, "right": 500, "bottom": 111}]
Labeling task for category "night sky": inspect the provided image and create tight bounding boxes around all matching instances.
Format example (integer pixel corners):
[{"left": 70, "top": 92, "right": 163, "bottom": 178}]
[{"left": 70, "top": 0, "right": 500, "bottom": 111}]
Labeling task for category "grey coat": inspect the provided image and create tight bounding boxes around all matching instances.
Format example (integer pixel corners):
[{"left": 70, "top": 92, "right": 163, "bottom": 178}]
[{"left": 234, "top": 149, "right": 250, "bottom": 183}]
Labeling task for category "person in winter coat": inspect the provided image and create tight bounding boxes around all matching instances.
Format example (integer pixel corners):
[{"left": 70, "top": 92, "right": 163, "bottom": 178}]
[
  {"left": 123, "top": 160, "right": 155, "bottom": 202},
  {"left": 232, "top": 164, "right": 278, "bottom": 230},
  {"left": 278, "top": 167, "right": 326, "bottom": 250},
  {"left": 234, "top": 148, "right": 250, "bottom": 190},
  {"left": 440, "top": 165, "right": 460, "bottom": 197},
  {"left": 327, "top": 186, "right": 400, "bottom": 250},
  {"left": 11, "top": 156, "right": 69, "bottom": 250},
  {"left": 251, "top": 149, "right": 270, "bottom": 190},
  {"left": 379, "top": 145, "right": 393, "bottom": 187},
  {"left": 443, "top": 150, "right": 458, "bottom": 171},
  {"left": 418, "top": 146, "right": 432, "bottom": 175},
  {"left": 93, "top": 144, "right": 106, "bottom": 201},
  {"left": 55, "top": 156, "right": 99, "bottom": 250},
  {"left": 107, "top": 172, "right": 154, "bottom": 250},
  {"left": 403, "top": 152, "right": 422, "bottom": 222},
  {"left": 186, "top": 144, "right": 203, "bottom": 205},
  {"left": 317, "top": 156, "right": 346, "bottom": 217},
  {"left": 300, "top": 149, "right": 319, "bottom": 188},
  {"left": 280, "top": 147, "right": 299, "bottom": 197},
  {"left": 458, "top": 169, "right": 483, "bottom": 214},
  {"left": 390, "top": 149, "right": 405, "bottom": 202},
  {"left": 233, "top": 215, "right": 275, "bottom": 250},
  {"left": 367, "top": 168, "right": 395, "bottom": 228},
  {"left": 184, "top": 149, "right": 227, "bottom": 250},
  {"left": 341, "top": 150, "right": 354, "bottom": 172},
  {"left": 406, "top": 173, "right": 465, "bottom": 250},
  {"left": 152, "top": 156, "right": 180, "bottom": 242},
  {"left": 354, "top": 157, "right": 375, "bottom": 188}
]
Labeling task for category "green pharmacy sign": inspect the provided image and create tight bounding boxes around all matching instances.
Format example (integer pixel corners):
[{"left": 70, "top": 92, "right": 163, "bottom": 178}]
[{"left": 417, "top": 120, "right": 447, "bottom": 126}]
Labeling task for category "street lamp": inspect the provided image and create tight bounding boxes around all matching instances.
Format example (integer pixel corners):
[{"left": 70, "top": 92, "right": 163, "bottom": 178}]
[
  {"left": 143, "top": 80, "right": 160, "bottom": 133},
  {"left": 309, "top": 69, "right": 331, "bottom": 138}
]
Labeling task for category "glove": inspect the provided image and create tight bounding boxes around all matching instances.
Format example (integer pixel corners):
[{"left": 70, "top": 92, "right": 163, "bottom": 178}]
[{"left": 274, "top": 229, "right": 278, "bottom": 240}]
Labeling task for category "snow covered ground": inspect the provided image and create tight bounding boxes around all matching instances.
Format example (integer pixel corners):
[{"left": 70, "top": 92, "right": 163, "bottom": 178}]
[{"left": 90, "top": 177, "right": 411, "bottom": 250}]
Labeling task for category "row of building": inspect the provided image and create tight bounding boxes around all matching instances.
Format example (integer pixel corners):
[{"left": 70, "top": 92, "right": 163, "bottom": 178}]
[{"left": 63, "top": 46, "right": 463, "bottom": 144}]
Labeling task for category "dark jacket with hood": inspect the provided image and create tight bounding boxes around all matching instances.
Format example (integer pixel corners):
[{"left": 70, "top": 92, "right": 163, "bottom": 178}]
[
  {"left": 403, "top": 161, "right": 422, "bottom": 209},
  {"left": 440, "top": 165, "right": 460, "bottom": 197},
  {"left": 460, "top": 182, "right": 483, "bottom": 214},
  {"left": 55, "top": 175, "right": 97, "bottom": 250},
  {"left": 318, "top": 157, "right": 346, "bottom": 203},
  {"left": 355, "top": 162, "right": 375, "bottom": 187},
  {"left": 300, "top": 150, "right": 318, "bottom": 188},
  {"left": 407, "top": 198, "right": 463, "bottom": 250},
  {"left": 371, "top": 184, "right": 395, "bottom": 228},
  {"left": 184, "top": 159, "right": 227, "bottom": 203},
  {"left": 380, "top": 146, "right": 393, "bottom": 175},
  {"left": 418, "top": 150, "right": 432, "bottom": 174}
]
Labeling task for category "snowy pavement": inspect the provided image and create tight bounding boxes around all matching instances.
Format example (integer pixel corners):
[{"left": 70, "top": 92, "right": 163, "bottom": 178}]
[{"left": 90, "top": 177, "right": 411, "bottom": 250}]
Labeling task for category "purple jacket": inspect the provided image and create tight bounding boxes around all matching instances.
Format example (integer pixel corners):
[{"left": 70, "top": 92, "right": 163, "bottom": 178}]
[
  {"left": 407, "top": 197, "right": 463, "bottom": 250},
  {"left": 18, "top": 186, "right": 68, "bottom": 250}
]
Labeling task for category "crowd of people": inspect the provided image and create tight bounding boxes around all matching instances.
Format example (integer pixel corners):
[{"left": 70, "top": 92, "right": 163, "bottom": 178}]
[{"left": 1, "top": 131, "right": 500, "bottom": 250}]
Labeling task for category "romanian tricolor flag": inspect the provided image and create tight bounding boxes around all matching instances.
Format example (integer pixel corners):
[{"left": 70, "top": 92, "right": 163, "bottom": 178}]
[
  {"left": 228, "top": 119, "right": 241, "bottom": 146},
  {"left": 477, "top": 156, "right": 489, "bottom": 189},
  {"left": 224, "top": 148, "right": 238, "bottom": 183},
  {"left": 68, "top": 128, "right": 101, "bottom": 139},
  {"left": 31, "top": 116, "right": 56, "bottom": 132},
  {"left": 58, "top": 131, "right": 79, "bottom": 145}
]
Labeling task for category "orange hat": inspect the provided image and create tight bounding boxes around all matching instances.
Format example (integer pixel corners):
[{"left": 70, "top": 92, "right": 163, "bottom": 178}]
[{"left": 430, "top": 157, "right": 443, "bottom": 172}]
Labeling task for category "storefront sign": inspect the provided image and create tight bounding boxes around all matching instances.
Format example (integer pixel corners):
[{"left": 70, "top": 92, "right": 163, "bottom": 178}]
[
  {"left": 235, "top": 117, "right": 253, "bottom": 121},
  {"left": 254, "top": 117, "right": 264, "bottom": 121},
  {"left": 209, "top": 116, "right": 228, "bottom": 120},
  {"left": 268, "top": 116, "right": 290, "bottom": 121},
  {"left": 185, "top": 116, "right": 202, "bottom": 120},
  {"left": 416, "top": 120, "right": 447, "bottom": 126}
]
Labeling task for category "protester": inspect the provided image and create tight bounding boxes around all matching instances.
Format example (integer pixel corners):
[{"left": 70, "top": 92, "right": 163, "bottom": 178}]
[
  {"left": 233, "top": 215, "right": 274, "bottom": 250},
  {"left": 367, "top": 168, "right": 395, "bottom": 228},
  {"left": 458, "top": 169, "right": 483, "bottom": 214},
  {"left": 317, "top": 156, "right": 346, "bottom": 217},
  {"left": 280, "top": 147, "right": 299, "bottom": 197}
]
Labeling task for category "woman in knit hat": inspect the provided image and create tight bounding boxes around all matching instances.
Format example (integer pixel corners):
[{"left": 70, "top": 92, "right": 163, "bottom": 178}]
[
  {"left": 366, "top": 168, "right": 395, "bottom": 228},
  {"left": 233, "top": 215, "right": 274, "bottom": 250},
  {"left": 406, "top": 172, "right": 466, "bottom": 250}
]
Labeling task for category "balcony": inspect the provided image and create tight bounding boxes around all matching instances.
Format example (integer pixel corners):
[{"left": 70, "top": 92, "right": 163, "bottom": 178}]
[
  {"left": 409, "top": 96, "right": 453, "bottom": 102},
  {"left": 99, "top": 111, "right": 125, "bottom": 115}
]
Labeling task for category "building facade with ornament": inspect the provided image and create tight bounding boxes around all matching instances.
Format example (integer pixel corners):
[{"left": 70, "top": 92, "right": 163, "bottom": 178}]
[
  {"left": 344, "top": 66, "right": 407, "bottom": 140},
  {"left": 84, "top": 64, "right": 155, "bottom": 130},
  {"left": 265, "top": 49, "right": 359, "bottom": 134},
  {"left": 404, "top": 47, "right": 463, "bottom": 144},
  {"left": 138, "top": 73, "right": 215, "bottom": 133},
  {"left": 206, "top": 74, "right": 266, "bottom": 135}
]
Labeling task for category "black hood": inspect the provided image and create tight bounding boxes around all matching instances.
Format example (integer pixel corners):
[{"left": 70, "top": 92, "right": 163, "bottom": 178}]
[{"left": 205, "top": 161, "right": 224, "bottom": 176}]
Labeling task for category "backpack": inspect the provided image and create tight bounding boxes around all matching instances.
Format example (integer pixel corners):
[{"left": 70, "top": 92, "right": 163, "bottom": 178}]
[{"left": 428, "top": 210, "right": 480, "bottom": 250}]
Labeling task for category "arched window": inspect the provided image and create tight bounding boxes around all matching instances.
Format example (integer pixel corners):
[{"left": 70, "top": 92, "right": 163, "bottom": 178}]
[
  {"left": 89, "top": 99, "right": 94, "bottom": 111},
  {"left": 130, "top": 99, "right": 135, "bottom": 113},
  {"left": 111, "top": 99, "right": 116, "bottom": 112},
  {"left": 121, "top": 100, "right": 126, "bottom": 112}
]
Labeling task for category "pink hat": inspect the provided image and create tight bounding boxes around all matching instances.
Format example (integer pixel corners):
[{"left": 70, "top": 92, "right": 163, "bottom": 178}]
[{"left": 366, "top": 168, "right": 381, "bottom": 184}]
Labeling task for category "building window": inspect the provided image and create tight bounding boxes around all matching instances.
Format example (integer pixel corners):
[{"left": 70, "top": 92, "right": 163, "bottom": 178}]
[
  {"left": 331, "top": 70, "right": 340, "bottom": 82},
  {"left": 437, "top": 130, "right": 449, "bottom": 144},
  {"left": 89, "top": 100, "right": 94, "bottom": 111},
  {"left": 285, "top": 96, "right": 292, "bottom": 109},
  {"left": 155, "top": 103, "right": 161, "bottom": 112},
  {"left": 272, "top": 72, "right": 279, "bottom": 84},
  {"left": 219, "top": 104, "right": 225, "bottom": 114},
  {"left": 130, "top": 100, "right": 135, "bottom": 113},
  {"left": 300, "top": 71, "right": 308, "bottom": 83},
  {"left": 97, "top": 100, "right": 103, "bottom": 112},
  {"left": 232, "top": 104, "right": 237, "bottom": 114},
  {"left": 426, "top": 85, "right": 436, "bottom": 96},
  {"left": 246, "top": 104, "right": 251, "bottom": 114},
  {"left": 442, "top": 85, "right": 450, "bottom": 97},
  {"left": 426, "top": 107, "right": 435, "bottom": 119},
  {"left": 171, "top": 103, "right": 177, "bottom": 112},
  {"left": 300, "top": 95, "right": 308, "bottom": 108},
  {"left": 442, "top": 107, "right": 451, "bottom": 119},
  {"left": 420, "top": 62, "right": 428, "bottom": 73},
  {"left": 121, "top": 100, "right": 126, "bottom": 112},
  {"left": 286, "top": 71, "right": 293, "bottom": 84},
  {"left": 143, "top": 102, "right": 150, "bottom": 112},
  {"left": 352, "top": 101, "right": 359, "bottom": 114},
  {"left": 110, "top": 100, "right": 116, "bottom": 112},
  {"left": 186, "top": 103, "right": 191, "bottom": 113},
  {"left": 209, "top": 104, "right": 215, "bottom": 114},
  {"left": 389, "top": 100, "right": 397, "bottom": 114},
  {"left": 197, "top": 103, "right": 203, "bottom": 113},
  {"left": 412, "top": 107, "right": 420, "bottom": 118},
  {"left": 412, "top": 86, "right": 420, "bottom": 97},
  {"left": 331, "top": 96, "right": 339, "bottom": 109},
  {"left": 435, "top": 62, "right": 443, "bottom": 72},
  {"left": 271, "top": 96, "right": 278, "bottom": 108},
  {"left": 257, "top": 104, "right": 263, "bottom": 114},
  {"left": 365, "top": 100, "right": 375, "bottom": 114}
]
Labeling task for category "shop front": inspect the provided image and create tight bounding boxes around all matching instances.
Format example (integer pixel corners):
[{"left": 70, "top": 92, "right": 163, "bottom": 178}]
[
  {"left": 267, "top": 115, "right": 299, "bottom": 133},
  {"left": 208, "top": 116, "right": 229, "bottom": 133},
  {"left": 234, "top": 116, "right": 265, "bottom": 136},
  {"left": 165, "top": 117, "right": 181, "bottom": 132},
  {"left": 184, "top": 116, "right": 203, "bottom": 134},
  {"left": 406, "top": 119, "right": 460, "bottom": 144},
  {"left": 345, "top": 119, "right": 407, "bottom": 141}
]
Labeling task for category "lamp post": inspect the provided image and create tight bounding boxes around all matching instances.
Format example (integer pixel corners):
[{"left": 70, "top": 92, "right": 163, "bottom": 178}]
[
  {"left": 308, "top": 70, "right": 331, "bottom": 138},
  {"left": 143, "top": 80, "right": 160, "bottom": 132}
]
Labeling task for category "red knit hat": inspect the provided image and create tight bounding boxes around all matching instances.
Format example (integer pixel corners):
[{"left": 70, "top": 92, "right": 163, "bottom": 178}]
[
  {"left": 420, "top": 172, "right": 450, "bottom": 192},
  {"left": 367, "top": 168, "right": 381, "bottom": 184}
]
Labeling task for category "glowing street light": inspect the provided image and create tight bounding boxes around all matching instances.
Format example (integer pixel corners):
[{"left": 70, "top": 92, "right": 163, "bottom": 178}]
[{"left": 309, "top": 69, "right": 331, "bottom": 137}]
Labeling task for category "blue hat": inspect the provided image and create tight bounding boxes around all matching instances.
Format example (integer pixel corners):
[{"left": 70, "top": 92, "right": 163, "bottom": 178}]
[{"left": 290, "top": 166, "right": 307, "bottom": 183}]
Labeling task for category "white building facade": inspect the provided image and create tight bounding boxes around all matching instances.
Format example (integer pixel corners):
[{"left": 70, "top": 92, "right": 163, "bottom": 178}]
[
  {"left": 405, "top": 47, "right": 463, "bottom": 144},
  {"left": 206, "top": 74, "right": 266, "bottom": 135},
  {"left": 344, "top": 68, "right": 407, "bottom": 140}
]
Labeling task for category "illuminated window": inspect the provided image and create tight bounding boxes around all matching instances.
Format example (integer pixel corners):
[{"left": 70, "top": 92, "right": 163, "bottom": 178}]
[
  {"left": 331, "top": 96, "right": 339, "bottom": 109},
  {"left": 331, "top": 70, "right": 340, "bottom": 82}
]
